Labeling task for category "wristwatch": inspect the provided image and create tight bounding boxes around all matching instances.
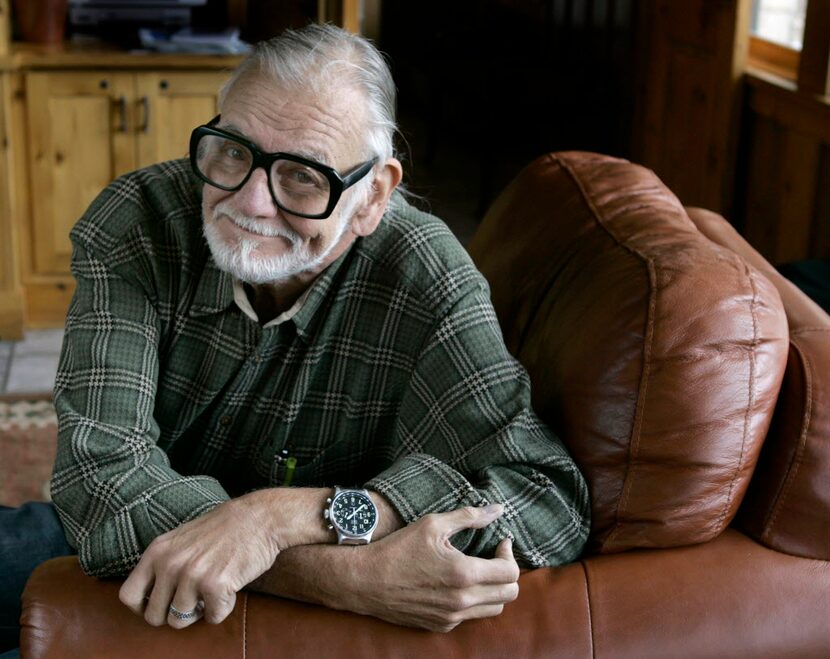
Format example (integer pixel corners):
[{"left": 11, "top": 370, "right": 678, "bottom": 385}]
[{"left": 324, "top": 486, "right": 379, "bottom": 544}]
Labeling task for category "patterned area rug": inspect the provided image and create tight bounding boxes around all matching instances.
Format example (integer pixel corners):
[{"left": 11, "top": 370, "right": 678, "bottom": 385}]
[{"left": 0, "top": 395, "right": 57, "bottom": 506}]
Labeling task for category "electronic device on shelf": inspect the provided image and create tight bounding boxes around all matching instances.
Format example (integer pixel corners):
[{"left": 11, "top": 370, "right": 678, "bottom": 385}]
[
  {"left": 67, "top": 0, "right": 212, "bottom": 47},
  {"left": 68, "top": 0, "right": 209, "bottom": 30}
]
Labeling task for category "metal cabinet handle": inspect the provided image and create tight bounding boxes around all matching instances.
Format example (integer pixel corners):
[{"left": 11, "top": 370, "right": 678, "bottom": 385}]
[
  {"left": 116, "top": 96, "right": 127, "bottom": 132},
  {"left": 139, "top": 96, "right": 150, "bottom": 133}
]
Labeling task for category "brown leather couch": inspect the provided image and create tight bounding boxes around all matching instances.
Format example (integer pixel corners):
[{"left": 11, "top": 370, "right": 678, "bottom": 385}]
[{"left": 21, "top": 153, "right": 830, "bottom": 658}]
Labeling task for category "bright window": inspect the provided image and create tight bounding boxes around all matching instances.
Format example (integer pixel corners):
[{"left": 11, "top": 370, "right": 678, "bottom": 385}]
[{"left": 751, "top": 0, "right": 808, "bottom": 50}]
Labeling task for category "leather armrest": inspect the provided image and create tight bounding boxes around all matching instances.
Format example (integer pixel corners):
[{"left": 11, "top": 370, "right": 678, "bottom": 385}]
[
  {"left": 21, "top": 530, "right": 830, "bottom": 658},
  {"left": 20, "top": 554, "right": 593, "bottom": 658}
]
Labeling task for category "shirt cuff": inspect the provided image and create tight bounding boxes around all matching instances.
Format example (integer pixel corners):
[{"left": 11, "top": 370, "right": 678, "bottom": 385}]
[
  {"left": 365, "top": 453, "right": 509, "bottom": 553},
  {"left": 78, "top": 476, "right": 230, "bottom": 577}
]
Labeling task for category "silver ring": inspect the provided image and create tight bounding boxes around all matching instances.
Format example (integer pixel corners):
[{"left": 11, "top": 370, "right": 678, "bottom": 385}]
[{"left": 168, "top": 603, "right": 202, "bottom": 621}]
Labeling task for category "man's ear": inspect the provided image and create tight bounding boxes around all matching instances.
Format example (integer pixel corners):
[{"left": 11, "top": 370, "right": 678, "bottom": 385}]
[{"left": 350, "top": 158, "right": 403, "bottom": 237}]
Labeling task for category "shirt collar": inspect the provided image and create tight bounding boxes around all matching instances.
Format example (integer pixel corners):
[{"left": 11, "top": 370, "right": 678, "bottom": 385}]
[
  {"left": 232, "top": 279, "right": 313, "bottom": 328},
  {"left": 187, "top": 239, "right": 358, "bottom": 335}
]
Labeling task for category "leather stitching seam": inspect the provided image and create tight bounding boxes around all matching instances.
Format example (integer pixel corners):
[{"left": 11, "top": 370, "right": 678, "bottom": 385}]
[
  {"left": 715, "top": 262, "right": 759, "bottom": 530},
  {"left": 581, "top": 560, "right": 596, "bottom": 659},
  {"left": 554, "top": 153, "right": 656, "bottom": 551},
  {"left": 242, "top": 592, "right": 248, "bottom": 659}
]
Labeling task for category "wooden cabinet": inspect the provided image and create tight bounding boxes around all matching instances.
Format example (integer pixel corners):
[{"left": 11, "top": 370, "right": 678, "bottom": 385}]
[
  {"left": 25, "top": 70, "right": 227, "bottom": 277},
  {"left": 136, "top": 71, "right": 226, "bottom": 164},
  {"left": 0, "top": 70, "right": 24, "bottom": 340},
  {"left": 0, "top": 47, "right": 242, "bottom": 336}
]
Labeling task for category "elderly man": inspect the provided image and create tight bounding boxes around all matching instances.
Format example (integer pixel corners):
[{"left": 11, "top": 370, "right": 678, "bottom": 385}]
[{"left": 0, "top": 23, "right": 589, "bottom": 648}]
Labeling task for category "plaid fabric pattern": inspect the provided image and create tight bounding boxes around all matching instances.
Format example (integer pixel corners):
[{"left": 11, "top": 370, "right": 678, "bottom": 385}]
[{"left": 51, "top": 159, "right": 590, "bottom": 577}]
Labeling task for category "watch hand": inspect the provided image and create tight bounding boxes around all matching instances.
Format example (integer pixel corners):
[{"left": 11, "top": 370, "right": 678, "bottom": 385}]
[{"left": 347, "top": 504, "right": 367, "bottom": 520}]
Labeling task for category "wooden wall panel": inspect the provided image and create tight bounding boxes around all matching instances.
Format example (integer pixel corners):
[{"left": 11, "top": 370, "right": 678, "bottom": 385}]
[
  {"left": 777, "top": 129, "right": 821, "bottom": 263},
  {"left": 634, "top": 0, "right": 751, "bottom": 217},
  {"left": 743, "top": 113, "right": 782, "bottom": 259},
  {"left": 813, "top": 146, "right": 830, "bottom": 257},
  {"left": 743, "top": 118, "right": 823, "bottom": 264},
  {"left": 739, "top": 73, "right": 830, "bottom": 263},
  {"left": 798, "top": 0, "right": 830, "bottom": 96},
  {"left": 660, "top": 49, "right": 717, "bottom": 208}
]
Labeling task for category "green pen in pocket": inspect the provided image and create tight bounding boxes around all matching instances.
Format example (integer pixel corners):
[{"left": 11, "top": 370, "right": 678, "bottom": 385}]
[{"left": 282, "top": 456, "right": 297, "bottom": 486}]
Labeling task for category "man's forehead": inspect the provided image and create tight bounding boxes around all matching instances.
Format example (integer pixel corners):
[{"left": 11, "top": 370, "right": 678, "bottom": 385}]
[
  {"left": 216, "top": 119, "right": 329, "bottom": 164},
  {"left": 220, "top": 73, "right": 367, "bottom": 164}
]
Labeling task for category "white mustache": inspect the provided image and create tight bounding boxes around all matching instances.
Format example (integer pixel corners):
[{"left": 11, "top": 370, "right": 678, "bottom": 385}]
[{"left": 213, "top": 203, "right": 302, "bottom": 244}]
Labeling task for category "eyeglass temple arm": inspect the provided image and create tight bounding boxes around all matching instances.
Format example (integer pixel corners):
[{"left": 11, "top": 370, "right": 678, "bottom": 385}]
[{"left": 342, "top": 158, "right": 378, "bottom": 187}]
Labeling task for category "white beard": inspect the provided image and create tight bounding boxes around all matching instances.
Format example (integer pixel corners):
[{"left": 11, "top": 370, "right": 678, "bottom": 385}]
[{"left": 203, "top": 202, "right": 352, "bottom": 284}]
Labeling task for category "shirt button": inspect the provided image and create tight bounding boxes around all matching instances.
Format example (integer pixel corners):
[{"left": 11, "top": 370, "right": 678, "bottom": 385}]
[{"left": 219, "top": 415, "right": 232, "bottom": 426}]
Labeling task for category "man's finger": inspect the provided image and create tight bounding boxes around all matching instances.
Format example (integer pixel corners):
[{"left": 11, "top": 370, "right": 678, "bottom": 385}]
[
  {"left": 462, "top": 551, "right": 520, "bottom": 586},
  {"left": 452, "top": 602, "right": 508, "bottom": 623},
  {"left": 494, "top": 536, "right": 514, "bottom": 561},
  {"left": 119, "top": 560, "right": 155, "bottom": 615},
  {"left": 202, "top": 586, "right": 237, "bottom": 625},
  {"left": 492, "top": 537, "right": 520, "bottom": 584},
  {"left": 167, "top": 579, "right": 204, "bottom": 629},
  {"left": 144, "top": 576, "right": 177, "bottom": 627},
  {"left": 455, "top": 581, "right": 520, "bottom": 608},
  {"left": 438, "top": 504, "right": 505, "bottom": 537}
]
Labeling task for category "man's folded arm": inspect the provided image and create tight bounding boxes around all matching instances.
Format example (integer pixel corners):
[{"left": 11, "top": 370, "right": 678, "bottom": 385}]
[
  {"left": 366, "top": 284, "right": 591, "bottom": 568},
  {"left": 51, "top": 242, "right": 231, "bottom": 577}
]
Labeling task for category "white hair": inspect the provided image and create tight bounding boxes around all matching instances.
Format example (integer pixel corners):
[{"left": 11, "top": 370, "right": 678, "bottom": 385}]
[{"left": 219, "top": 23, "right": 398, "bottom": 166}]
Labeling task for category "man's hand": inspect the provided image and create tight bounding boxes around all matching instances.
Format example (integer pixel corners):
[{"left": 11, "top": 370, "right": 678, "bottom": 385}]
[
  {"left": 356, "top": 504, "right": 519, "bottom": 632},
  {"left": 254, "top": 503, "right": 520, "bottom": 633},
  {"left": 118, "top": 487, "right": 332, "bottom": 628}
]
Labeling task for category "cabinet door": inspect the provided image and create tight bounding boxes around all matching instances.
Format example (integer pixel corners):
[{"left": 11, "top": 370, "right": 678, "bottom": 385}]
[
  {"left": 0, "top": 71, "right": 24, "bottom": 339},
  {"left": 26, "top": 72, "right": 136, "bottom": 275},
  {"left": 135, "top": 71, "right": 229, "bottom": 167}
]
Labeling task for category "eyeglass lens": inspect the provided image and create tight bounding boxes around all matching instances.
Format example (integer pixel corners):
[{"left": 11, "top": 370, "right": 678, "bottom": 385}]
[{"left": 195, "top": 133, "right": 333, "bottom": 216}]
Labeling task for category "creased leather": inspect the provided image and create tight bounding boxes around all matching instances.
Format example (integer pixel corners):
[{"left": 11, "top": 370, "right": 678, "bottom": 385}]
[
  {"left": 468, "top": 153, "right": 789, "bottom": 553},
  {"left": 689, "top": 206, "right": 830, "bottom": 560}
]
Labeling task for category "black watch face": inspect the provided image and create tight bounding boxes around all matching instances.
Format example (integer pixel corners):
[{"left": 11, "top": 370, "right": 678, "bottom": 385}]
[{"left": 332, "top": 491, "right": 377, "bottom": 537}]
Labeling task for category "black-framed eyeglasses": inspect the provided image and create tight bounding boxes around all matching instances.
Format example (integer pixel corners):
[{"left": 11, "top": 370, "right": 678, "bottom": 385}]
[{"left": 189, "top": 116, "right": 377, "bottom": 219}]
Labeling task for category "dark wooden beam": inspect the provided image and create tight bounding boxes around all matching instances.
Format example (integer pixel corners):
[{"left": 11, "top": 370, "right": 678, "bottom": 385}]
[{"left": 797, "top": 0, "right": 830, "bottom": 96}]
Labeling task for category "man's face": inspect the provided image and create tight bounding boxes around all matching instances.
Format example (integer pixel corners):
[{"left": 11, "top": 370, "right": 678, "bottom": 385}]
[{"left": 201, "top": 73, "right": 371, "bottom": 284}]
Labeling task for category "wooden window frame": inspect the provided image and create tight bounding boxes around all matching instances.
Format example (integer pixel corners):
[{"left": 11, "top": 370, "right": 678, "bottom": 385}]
[
  {"left": 748, "top": 35, "right": 800, "bottom": 80},
  {"left": 748, "top": 0, "right": 830, "bottom": 97}
]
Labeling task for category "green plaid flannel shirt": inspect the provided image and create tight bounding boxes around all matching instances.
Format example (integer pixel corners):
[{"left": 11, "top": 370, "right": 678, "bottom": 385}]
[{"left": 51, "top": 159, "right": 590, "bottom": 577}]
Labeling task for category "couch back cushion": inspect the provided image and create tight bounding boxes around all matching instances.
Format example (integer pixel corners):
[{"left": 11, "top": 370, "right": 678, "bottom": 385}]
[
  {"left": 467, "top": 152, "right": 789, "bottom": 553},
  {"left": 688, "top": 207, "right": 830, "bottom": 561}
]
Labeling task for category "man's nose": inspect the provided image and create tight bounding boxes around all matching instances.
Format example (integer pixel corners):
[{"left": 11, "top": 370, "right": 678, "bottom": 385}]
[{"left": 233, "top": 167, "right": 276, "bottom": 217}]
